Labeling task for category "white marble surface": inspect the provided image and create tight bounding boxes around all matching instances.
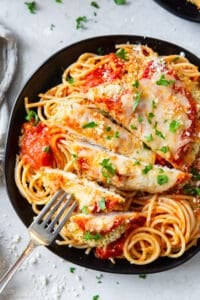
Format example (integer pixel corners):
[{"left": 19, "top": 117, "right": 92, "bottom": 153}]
[{"left": 0, "top": 0, "right": 200, "bottom": 299}]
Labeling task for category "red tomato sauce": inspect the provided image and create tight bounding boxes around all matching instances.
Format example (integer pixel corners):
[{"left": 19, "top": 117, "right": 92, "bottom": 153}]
[
  {"left": 95, "top": 235, "right": 125, "bottom": 259},
  {"left": 83, "top": 53, "right": 125, "bottom": 88},
  {"left": 20, "top": 122, "right": 54, "bottom": 170}
]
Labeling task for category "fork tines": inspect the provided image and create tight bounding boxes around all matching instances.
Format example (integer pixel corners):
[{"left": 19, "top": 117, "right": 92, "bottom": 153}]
[{"left": 31, "top": 189, "right": 77, "bottom": 234}]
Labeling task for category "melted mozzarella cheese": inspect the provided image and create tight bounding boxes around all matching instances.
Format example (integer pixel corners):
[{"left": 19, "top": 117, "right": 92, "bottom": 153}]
[
  {"left": 68, "top": 141, "right": 190, "bottom": 193},
  {"left": 40, "top": 168, "right": 126, "bottom": 213}
]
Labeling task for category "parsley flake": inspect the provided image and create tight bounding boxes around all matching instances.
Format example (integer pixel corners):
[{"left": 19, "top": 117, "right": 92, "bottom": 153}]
[
  {"left": 183, "top": 185, "right": 200, "bottom": 196},
  {"left": 114, "top": 0, "right": 126, "bottom": 4},
  {"left": 99, "top": 158, "right": 115, "bottom": 183},
  {"left": 56, "top": 0, "right": 62, "bottom": 2},
  {"left": 132, "top": 92, "right": 141, "bottom": 112},
  {"left": 98, "top": 197, "right": 106, "bottom": 211},
  {"left": 156, "top": 74, "right": 176, "bottom": 86},
  {"left": 116, "top": 48, "right": 128, "bottom": 61},
  {"left": 81, "top": 205, "right": 89, "bottom": 214},
  {"left": 145, "top": 134, "right": 153, "bottom": 142},
  {"left": 155, "top": 129, "right": 165, "bottom": 139},
  {"left": 70, "top": 267, "right": 76, "bottom": 273},
  {"left": 157, "top": 174, "right": 169, "bottom": 185},
  {"left": 139, "top": 274, "right": 147, "bottom": 279},
  {"left": 82, "top": 121, "right": 98, "bottom": 129},
  {"left": 91, "top": 1, "right": 100, "bottom": 8},
  {"left": 159, "top": 146, "right": 169, "bottom": 153},
  {"left": 76, "top": 16, "right": 88, "bottom": 29},
  {"left": 43, "top": 145, "right": 50, "bottom": 153},
  {"left": 66, "top": 74, "right": 74, "bottom": 84},
  {"left": 132, "top": 79, "right": 139, "bottom": 88},
  {"left": 84, "top": 231, "right": 102, "bottom": 241},
  {"left": 93, "top": 295, "right": 100, "bottom": 300},
  {"left": 24, "top": 1, "right": 37, "bottom": 14},
  {"left": 147, "top": 112, "right": 155, "bottom": 124},
  {"left": 191, "top": 168, "right": 200, "bottom": 181},
  {"left": 25, "top": 110, "right": 39, "bottom": 125},
  {"left": 169, "top": 120, "right": 180, "bottom": 133},
  {"left": 114, "top": 131, "right": 120, "bottom": 138},
  {"left": 142, "top": 164, "right": 153, "bottom": 174}
]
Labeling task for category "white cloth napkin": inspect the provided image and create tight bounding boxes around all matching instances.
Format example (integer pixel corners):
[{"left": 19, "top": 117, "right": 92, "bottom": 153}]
[{"left": 0, "top": 23, "right": 17, "bottom": 180}]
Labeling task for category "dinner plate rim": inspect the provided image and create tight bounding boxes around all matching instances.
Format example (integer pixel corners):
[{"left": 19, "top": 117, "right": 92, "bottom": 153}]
[
  {"left": 154, "top": 0, "right": 200, "bottom": 22},
  {"left": 4, "top": 34, "right": 200, "bottom": 274}
]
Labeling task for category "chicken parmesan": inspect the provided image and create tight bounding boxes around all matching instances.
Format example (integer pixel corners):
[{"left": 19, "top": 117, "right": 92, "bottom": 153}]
[{"left": 15, "top": 43, "right": 200, "bottom": 265}]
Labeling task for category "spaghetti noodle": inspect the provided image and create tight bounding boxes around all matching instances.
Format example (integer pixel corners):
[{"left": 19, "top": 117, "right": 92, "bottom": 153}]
[{"left": 15, "top": 43, "right": 200, "bottom": 265}]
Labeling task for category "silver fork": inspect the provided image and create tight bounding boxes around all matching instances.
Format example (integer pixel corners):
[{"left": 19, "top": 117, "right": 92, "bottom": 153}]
[{"left": 0, "top": 189, "right": 77, "bottom": 294}]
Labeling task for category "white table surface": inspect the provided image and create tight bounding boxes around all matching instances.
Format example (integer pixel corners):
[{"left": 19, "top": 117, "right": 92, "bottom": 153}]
[{"left": 0, "top": 1, "right": 200, "bottom": 299}]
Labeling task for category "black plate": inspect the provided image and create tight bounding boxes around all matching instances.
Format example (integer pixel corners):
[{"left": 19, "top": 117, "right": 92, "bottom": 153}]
[
  {"left": 154, "top": 0, "right": 200, "bottom": 22},
  {"left": 4, "top": 35, "right": 200, "bottom": 274}
]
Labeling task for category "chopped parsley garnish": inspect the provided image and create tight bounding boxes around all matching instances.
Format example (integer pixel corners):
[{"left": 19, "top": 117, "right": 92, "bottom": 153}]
[
  {"left": 66, "top": 74, "right": 74, "bottom": 84},
  {"left": 84, "top": 231, "right": 102, "bottom": 241},
  {"left": 99, "top": 158, "right": 115, "bottom": 183},
  {"left": 147, "top": 112, "right": 155, "bottom": 124},
  {"left": 76, "top": 16, "right": 88, "bottom": 29},
  {"left": 132, "top": 79, "right": 139, "bottom": 88},
  {"left": 43, "top": 145, "right": 50, "bottom": 153},
  {"left": 142, "top": 164, "right": 153, "bottom": 174},
  {"left": 191, "top": 167, "right": 200, "bottom": 181},
  {"left": 173, "top": 56, "right": 180, "bottom": 62},
  {"left": 157, "top": 174, "right": 169, "bottom": 185},
  {"left": 70, "top": 267, "right": 76, "bottom": 273},
  {"left": 97, "top": 47, "right": 104, "bottom": 55},
  {"left": 81, "top": 205, "right": 89, "bottom": 214},
  {"left": 130, "top": 124, "right": 137, "bottom": 130},
  {"left": 91, "top": 1, "right": 100, "bottom": 8},
  {"left": 183, "top": 185, "right": 200, "bottom": 196},
  {"left": 56, "top": 0, "right": 62, "bottom": 2},
  {"left": 71, "top": 153, "right": 78, "bottom": 160},
  {"left": 145, "top": 134, "right": 153, "bottom": 142},
  {"left": 82, "top": 121, "right": 98, "bottom": 129},
  {"left": 142, "top": 142, "right": 151, "bottom": 150},
  {"left": 159, "top": 146, "right": 169, "bottom": 153},
  {"left": 132, "top": 92, "right": 141, "bottom": 112},
  {"left": 93, "top": 295, "right": 100, "bottom": 300},
  {"left": 139, "top": 274, "right": 147, "bottom": 279},
  {"left": 169, "top": 120, "right": 180, "bottom": 133},
  {"left": 155, "top": 129, "right": 165, "bottom": 139},
  {"left": 106, "top": 126, "right": 111, "bottom": 132},
  {"left": 152, "top": 100, "right": 157, "bottom": 109},
  {"left": 114, "top": 0, "right": 126, "bottom": 4},
  {"left": 156, "top": 74, "right": 176, "bottom": 86},
  {"left": 25, "top": 110, "right": 39, "bottom": 125},
  {"left": 138, "top": 115, "right": 143, "bottom": 123},
  {"left": 114, "top": 131, "right": 120, "bottom": 138},
  {"left": 98, "top": 197, "right": 106, "bottom": 211},
  {"left": 24, "top": 1, "right": 37, "bottom": 14},
  {"left": 116, "top": 48, "right": 128, "bottom": 61},
  {"left": 106, "top": 136, "right": 112, "bottom": 140}
]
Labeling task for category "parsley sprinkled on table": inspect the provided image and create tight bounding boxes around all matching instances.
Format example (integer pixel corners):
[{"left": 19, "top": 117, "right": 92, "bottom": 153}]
[
  {"left": 69, "top": 267, "right": 76, "bottom": 273},
  {"left": 76, "top": 16, "right": 88, "bottom": 29},
  {"left": 24, "top": 1, "right": 37, "bottom": 14},
  {"left": 114, "top": 0, "right": 126, "bottom": 4},
  {"left": 91, "top": 1, "right": 100, "bottom": 9}
]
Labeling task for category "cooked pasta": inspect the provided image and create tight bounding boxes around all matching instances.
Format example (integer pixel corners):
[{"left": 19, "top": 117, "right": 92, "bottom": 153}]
[{"left": 15, "top": 43, "right": 200, "bottom": 265}]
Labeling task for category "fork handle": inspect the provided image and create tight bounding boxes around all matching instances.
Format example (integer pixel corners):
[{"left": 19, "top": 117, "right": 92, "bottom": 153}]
[{"left": 0, "top": 239, "right": 38, "bottom": 294}]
